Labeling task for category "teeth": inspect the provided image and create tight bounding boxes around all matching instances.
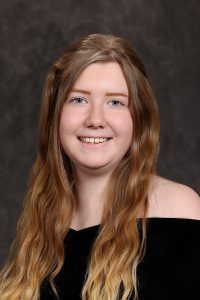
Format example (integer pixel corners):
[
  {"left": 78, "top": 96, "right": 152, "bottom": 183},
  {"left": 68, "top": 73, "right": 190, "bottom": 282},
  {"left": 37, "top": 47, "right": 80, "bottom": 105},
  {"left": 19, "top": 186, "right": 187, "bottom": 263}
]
[{"left": 79, "top": 137, "right": 110, "bottom": 144}]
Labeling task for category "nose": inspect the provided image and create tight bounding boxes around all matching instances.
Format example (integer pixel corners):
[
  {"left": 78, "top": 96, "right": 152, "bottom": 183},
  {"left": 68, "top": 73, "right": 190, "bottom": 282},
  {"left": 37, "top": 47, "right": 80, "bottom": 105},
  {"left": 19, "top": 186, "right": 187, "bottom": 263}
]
[{"left": 84, "top": 103, "right": 107, "bottom": 128}]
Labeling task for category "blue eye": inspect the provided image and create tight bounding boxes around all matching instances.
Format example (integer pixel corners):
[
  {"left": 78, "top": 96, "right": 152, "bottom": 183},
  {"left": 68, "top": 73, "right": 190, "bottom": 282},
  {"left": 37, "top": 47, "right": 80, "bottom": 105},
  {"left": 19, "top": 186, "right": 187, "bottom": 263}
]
[
  {"left": 71, "top": 97, "right": 87, "bottom": 104},
  {"left": 109, "top": 99, "right": 124, "bottom": 106}
]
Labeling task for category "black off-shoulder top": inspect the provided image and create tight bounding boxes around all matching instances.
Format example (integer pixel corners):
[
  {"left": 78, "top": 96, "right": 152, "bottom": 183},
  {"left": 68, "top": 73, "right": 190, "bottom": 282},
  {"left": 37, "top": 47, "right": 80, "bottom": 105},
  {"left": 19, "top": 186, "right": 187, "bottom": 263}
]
[{"left": 40, "top": 218, "right": 200, "bottom": 300}]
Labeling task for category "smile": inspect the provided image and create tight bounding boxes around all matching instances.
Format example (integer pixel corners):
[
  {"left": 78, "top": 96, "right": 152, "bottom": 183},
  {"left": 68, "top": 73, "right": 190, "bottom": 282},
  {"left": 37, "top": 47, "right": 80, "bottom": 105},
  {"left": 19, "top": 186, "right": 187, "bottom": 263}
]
[{"left": 78, "top": 137, "right": 112, "bottom": 144}]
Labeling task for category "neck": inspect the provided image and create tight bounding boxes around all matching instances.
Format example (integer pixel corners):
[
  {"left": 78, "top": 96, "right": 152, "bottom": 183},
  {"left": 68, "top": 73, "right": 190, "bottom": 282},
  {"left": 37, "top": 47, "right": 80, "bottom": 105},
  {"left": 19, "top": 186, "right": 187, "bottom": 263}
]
[{"left": 71, "top": 168, "right": 112, "bottom": 228}]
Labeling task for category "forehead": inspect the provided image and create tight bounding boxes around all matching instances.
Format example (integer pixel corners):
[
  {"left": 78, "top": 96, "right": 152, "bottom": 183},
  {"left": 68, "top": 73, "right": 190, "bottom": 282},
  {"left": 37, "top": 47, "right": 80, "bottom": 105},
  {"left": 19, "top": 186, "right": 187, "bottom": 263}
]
[{"left": 72, "top": 62, "right": 128, "bottom": 93}]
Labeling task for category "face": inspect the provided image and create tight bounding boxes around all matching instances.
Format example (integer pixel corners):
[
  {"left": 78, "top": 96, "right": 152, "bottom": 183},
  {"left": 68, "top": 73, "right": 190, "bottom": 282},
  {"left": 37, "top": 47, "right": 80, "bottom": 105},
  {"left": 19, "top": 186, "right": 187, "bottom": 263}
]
[{"left": 59, "top": 62, "right": 133, "bottom": 176}]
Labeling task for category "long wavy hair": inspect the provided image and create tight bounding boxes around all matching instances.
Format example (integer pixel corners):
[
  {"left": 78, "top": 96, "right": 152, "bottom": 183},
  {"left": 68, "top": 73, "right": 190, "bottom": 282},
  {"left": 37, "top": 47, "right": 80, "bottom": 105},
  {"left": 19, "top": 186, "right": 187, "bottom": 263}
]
[{"left": 0, "top": 33, "right": 159, "bottom": 300}]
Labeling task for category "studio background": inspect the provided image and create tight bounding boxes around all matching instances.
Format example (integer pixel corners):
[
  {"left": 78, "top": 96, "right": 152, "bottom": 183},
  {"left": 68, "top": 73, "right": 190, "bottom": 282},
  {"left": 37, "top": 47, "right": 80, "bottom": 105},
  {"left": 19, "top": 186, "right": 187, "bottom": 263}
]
[{"left": 0, "top": 0, "right": 199, "bottom": 267}]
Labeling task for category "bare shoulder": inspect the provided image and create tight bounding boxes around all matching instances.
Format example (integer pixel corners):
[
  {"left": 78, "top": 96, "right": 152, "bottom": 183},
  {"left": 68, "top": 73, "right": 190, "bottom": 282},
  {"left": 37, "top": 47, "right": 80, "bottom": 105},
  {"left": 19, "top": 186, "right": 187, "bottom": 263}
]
[{"left": 148, "top": 175, "right": 200, "bottom": 220}]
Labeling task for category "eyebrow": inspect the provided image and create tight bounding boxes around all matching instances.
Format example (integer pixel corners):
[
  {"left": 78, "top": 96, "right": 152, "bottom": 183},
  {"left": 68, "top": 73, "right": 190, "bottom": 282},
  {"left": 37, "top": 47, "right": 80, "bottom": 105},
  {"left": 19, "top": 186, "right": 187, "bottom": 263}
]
[{"left": 71, "top": 88, "right": 128, "bottom": 98}]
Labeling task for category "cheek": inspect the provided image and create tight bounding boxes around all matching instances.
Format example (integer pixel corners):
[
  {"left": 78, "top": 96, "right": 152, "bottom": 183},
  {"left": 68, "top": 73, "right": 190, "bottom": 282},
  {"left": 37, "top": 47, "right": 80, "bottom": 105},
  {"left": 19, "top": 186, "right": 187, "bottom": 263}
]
[
  {"left": 59, "top": 114, "right": 67, "bottom": 137},
  {"left": 112, "top": 112, "right": 133, "bottom": 139},
  {"left": 59, "top": 111, "right": 72, "bottom": 146},
  {"left": 59, "top": 109, "right": 78, "bottom": 135}
]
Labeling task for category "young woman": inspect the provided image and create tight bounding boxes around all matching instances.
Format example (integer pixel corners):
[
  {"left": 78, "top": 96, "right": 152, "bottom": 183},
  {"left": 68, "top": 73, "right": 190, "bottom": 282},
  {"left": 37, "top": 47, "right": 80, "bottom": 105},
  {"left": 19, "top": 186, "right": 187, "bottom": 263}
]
[{"left": 0, "top": 34, "right": 199, "bottom": 300}]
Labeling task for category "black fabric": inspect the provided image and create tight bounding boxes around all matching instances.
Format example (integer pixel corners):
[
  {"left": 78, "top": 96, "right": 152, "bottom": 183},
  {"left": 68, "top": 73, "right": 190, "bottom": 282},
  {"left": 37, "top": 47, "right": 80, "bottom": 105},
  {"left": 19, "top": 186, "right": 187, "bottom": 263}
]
[{"left": 40, "top": 218, "right": 200, "bottom": 300}]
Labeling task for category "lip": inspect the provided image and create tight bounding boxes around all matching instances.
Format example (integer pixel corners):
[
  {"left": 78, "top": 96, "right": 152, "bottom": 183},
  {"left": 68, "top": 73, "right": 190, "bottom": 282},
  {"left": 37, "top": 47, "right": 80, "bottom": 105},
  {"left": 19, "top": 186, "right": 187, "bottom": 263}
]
[
  {"left": 78, "top": 136, "right": 113, "bottom": 139},
  {"left": 77, "top": 137, "right": 113, "bottom": 148}
]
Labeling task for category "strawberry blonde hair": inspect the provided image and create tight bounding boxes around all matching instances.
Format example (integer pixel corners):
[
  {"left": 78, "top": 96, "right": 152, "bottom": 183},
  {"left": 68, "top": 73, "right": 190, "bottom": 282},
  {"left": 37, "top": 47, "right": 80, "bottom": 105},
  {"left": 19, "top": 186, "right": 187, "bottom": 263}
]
[{"left": 0, "top": 34, "right": 159, "bottom": 299}]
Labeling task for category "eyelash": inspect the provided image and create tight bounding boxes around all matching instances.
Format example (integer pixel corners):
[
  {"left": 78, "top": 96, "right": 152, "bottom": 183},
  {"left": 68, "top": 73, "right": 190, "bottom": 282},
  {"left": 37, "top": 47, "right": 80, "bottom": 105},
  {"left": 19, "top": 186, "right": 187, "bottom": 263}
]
[
  {"left": 70, "top": 97, "right": 125, "bottom": 106},
  {"left": 71, "top": 97, "right": 87, "bottom": 104}
]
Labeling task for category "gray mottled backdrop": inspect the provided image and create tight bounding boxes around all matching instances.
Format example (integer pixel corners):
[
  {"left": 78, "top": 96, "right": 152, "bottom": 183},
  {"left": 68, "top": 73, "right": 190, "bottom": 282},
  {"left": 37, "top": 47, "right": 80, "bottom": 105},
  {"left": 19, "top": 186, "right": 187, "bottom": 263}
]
[{"left": 0, "top": 0, "right": 199, "bottom": 266}]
